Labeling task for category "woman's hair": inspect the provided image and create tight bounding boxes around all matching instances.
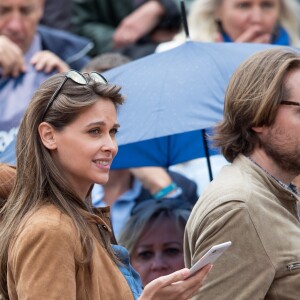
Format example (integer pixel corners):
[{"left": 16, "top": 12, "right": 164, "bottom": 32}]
[
  {"left": 118, "top": 198, "right": 191, "bottom": 254},
  {"left": 213, "top": 47, "right": 300, "bottom": 162},
  {"left": 175, "top": 0, "right": 300, "bottom": 46},
  {"left": 0, "top": 72, "right": 124, "bottom": 298}
]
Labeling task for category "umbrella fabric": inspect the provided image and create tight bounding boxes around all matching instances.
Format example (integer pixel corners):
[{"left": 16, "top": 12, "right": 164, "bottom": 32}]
[
  {"left": 105, "top": 41, "right": 281, "bottom": 169},
  {"left": 112, "top": 128, "right": 219, "bottom": 168}
]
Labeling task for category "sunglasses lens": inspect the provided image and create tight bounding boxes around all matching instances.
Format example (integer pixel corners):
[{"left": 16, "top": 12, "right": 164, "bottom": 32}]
[
  {"left": 67, "top": 70, "right": 87, "bottom": 85},
  {"left": 90, "top": 72, "right": 108, "bottom": 85}
]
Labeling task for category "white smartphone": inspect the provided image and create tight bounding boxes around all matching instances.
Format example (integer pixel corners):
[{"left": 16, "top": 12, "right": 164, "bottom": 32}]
[{"left": 186, "top": 241, "right": 232, "bottom": 278}]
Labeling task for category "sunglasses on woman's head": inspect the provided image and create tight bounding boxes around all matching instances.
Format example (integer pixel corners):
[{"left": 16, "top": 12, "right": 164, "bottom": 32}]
[{"left": 41, "top": 69, "right": 108, "bottom": 120}]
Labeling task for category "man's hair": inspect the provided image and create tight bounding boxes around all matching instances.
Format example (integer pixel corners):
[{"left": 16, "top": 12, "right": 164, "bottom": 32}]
[{"left": 213, "top": 47, "right": 300, "bottom": 162}]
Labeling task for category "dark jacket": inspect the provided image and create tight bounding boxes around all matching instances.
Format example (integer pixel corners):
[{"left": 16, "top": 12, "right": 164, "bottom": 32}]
[
  {"left": 38, "top": 25, "right": 92, "bottom": 70},
  {"left": 72, "top": 0, "right": 181, "bottom": 58},
  {"left": 136, "top": 170, "right": 199, "bottom": 205}
]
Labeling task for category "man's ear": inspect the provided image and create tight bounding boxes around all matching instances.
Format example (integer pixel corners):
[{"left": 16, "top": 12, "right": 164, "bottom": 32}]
[
  {"left": 38, "top": 122, "right": 57, "bottom": 150},
  {"left": 251, "top": 126, "right": 265, "bottom": 134}
]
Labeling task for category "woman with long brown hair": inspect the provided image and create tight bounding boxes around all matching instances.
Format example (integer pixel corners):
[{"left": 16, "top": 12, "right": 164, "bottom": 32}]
[{"left": 0, "top": 70, "right": 211, "bottom": 299}]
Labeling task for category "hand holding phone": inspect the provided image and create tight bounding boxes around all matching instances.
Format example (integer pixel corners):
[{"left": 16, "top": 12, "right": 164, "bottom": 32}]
[{"left": 186, "top": 241, "right": 232, "bottom": 278}]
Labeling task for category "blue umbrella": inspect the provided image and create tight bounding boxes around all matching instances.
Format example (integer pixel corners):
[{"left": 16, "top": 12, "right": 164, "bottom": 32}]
[{"left": 106, "top": 41, "right": 280, "bottom": 173}]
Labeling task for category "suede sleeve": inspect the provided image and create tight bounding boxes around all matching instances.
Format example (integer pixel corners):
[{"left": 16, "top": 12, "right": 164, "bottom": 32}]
[
  {"left": 9, "top": 216, "right": 79, "bottom": 300},
  {"left": 184, "top": 202, "right": 275, "bottom": 299}
]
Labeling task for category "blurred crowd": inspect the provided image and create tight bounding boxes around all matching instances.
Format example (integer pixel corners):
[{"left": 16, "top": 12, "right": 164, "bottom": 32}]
[{"left": 1, "top": 0, "right": 300, "bottom": 299}]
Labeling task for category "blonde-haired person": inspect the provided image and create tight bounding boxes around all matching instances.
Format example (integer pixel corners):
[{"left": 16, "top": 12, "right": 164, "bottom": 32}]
[
  {"left": 156, "top": 0, "right": 300, "bottom": 51},
  {"left": 0, "top": 70, "right": 211, "bottom": 299},
  {"left": 119, "top": 197, "right": 192, "bottom": 287}
]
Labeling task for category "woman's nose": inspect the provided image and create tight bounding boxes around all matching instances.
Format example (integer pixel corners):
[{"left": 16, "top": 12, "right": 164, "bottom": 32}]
[
  {"left": 250, "top": 6, "right": 264, "bottom": 24},
  {"left": 150, "top": 255, "right": 169, "bottom": 271},
  {"left": 101, "top": 135, "right": 118, "bottom": 153}
]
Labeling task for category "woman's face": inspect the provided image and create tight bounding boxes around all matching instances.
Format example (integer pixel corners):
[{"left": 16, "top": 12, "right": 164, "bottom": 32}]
[
  {"left": 131, "top": 217, "right": 185, "bottom": 286},
  {"left": 51, "top": 98, "right": 119, "bottom": 199},
  {"left": 217, "top": 0, "right": 280, "bottom": 43}
]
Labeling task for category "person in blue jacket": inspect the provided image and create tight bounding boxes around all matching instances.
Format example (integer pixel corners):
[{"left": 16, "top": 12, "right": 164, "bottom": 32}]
[{"left": 0, "top": 0, "right": 92, "bottom": 157}]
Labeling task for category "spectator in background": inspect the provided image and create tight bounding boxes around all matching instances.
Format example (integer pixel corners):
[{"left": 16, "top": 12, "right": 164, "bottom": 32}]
[
  {"left": 185, "top": 47, "right": 300, "bottom": 299},
  {"left": 40, "top": 0, "right": 72, "bottom": 31},
  {"left": 0, "top": 0, "right": 92, "bottom": 157},
  {"left": 157, "top": 0, "right": 300, "bottom": 51},
  {"left": 160, "top": 0, "right": 300, "bottom": 193},
  {"left": 72, "top": 0, "right": 192, "bottom": 59},
  {"left": 93, "top": 167, "right": 198, "bottom": 238},
  {"left": 119, "top": 197, "right": 192, "bottom": 287}
]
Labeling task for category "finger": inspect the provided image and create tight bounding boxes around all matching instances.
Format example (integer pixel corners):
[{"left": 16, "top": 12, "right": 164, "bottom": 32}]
[
  {"left": 1, "top": 47, "right": 24, "bottom": 77},
  {"left": 56, "top": 61, "right": 69, "bottom": 73},
  {"left": 34, "top": 58, "right": 47, "bottom": 72},
  {"left": 180, "top": 265, "right": 212, "bottom": 298},
  {"left": 235, "top": 26, "right": 266, "bottom": 43},
  {"left": 153, "top": 268, "right": 190, "bottom": 288},
  {"left": 253, "top": 33, "right": 272, "bottom": 44}
]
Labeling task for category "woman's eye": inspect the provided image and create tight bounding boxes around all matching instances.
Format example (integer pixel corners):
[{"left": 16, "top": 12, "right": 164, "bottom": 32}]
[
  {"left": 164, "top": 248, "right": 181, "bottom": 256},
  {"left": 110, "top": 128, "right": 119, "bottom": 136},
  {"left": 261, "top": 1, "right": 275, "bottom": 9},
  {"left": 89, "top": 128, "right": 101, "bottom": 135},
  {"left": 236, "top": 2, "right": 250, "bottom": 9},
  {"left": 138, "top": 251, "right": 153, "bottom": 260}
]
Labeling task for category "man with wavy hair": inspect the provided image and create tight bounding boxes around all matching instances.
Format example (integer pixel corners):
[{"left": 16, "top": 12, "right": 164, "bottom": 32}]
[{"left": 185, "top": 47, "right": 300, "bottom": 299}]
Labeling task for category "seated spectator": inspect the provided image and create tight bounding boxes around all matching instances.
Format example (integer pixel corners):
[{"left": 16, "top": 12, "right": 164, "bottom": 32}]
[
  {"left": 40, "top": 0, "right": 72, "bottom": 31},
  {"left": 157, "top": 0, "right": 300, "bottom": 51},
  {"left": 0, "top": 0, "right": 92, "bottom": 156},
  {"left": 72, "top": 0, "right": 189, "bottom": 59},
  {"left": 119, "top": 197, "right": 192, "bottom": 286},
  {"left": 92, "top": 167, "right": 198, "bottom": 238}
]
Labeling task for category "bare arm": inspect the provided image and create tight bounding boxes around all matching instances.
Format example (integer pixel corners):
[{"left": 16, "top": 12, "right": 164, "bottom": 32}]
[{"left": 113, "top": 1, "right": 165, "bottom": 48}]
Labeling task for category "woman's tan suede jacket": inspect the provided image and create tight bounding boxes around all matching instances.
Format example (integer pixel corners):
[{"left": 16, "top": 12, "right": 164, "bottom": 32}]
[{"left": 7, "top": 205, "right": 134, "bottom": 299}]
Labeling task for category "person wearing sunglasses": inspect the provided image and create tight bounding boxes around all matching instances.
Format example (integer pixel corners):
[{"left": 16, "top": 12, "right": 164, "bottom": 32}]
[
  {"left": 0, "top": 69, "right": 211, "bottom": 299},
  {"left": 119, "top": 197, "right": 192, "bottom": 287},
  {"left": 185, "top": 48, "right": 300, "bottom": 299}
]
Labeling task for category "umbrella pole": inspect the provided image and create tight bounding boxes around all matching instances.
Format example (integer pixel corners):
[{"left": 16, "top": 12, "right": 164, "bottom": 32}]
[
  {"left": 201, "top": 129, "right": 213, "bottom": 181},
  {"left": 180, "top": 0, "right": 190, "bottom": 39}
]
